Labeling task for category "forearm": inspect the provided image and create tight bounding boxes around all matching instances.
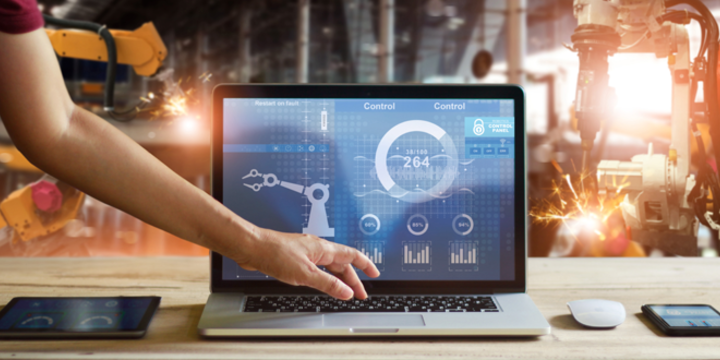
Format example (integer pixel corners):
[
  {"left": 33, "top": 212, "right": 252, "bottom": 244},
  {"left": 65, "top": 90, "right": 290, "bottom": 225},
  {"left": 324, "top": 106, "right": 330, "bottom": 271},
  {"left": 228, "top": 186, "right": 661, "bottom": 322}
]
[{"left": 29, "top": 106, "right": 257, "bottom": 258}]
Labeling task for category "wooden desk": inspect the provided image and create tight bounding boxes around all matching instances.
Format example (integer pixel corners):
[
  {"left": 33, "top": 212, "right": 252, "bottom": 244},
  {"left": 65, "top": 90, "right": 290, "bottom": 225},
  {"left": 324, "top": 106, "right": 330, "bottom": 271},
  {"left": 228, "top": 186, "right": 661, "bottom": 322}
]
[{"left": 1, "top": 257, "right": 719, "bottom": 359}]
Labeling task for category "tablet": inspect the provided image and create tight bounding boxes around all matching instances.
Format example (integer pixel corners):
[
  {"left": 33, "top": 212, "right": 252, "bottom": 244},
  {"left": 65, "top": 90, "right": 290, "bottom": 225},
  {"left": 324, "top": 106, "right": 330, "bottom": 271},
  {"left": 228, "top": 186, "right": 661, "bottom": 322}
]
[{"left": 0, "top": 296, "right": 160, "bottom": 339}]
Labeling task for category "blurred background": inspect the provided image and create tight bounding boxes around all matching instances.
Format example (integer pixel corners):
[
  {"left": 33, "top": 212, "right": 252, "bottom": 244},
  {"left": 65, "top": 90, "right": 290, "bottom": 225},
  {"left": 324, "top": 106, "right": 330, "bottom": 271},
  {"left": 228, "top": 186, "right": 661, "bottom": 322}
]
[{"left": 2, "top": 0, "right": 720, "bottom": 258}]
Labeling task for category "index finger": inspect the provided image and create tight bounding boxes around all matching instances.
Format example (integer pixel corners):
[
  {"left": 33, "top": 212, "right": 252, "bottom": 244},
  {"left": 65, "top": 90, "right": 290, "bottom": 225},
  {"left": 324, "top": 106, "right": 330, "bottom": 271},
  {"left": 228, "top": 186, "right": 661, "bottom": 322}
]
[{"left": 328, "top": 244, "right": 380, "bottom": 278}]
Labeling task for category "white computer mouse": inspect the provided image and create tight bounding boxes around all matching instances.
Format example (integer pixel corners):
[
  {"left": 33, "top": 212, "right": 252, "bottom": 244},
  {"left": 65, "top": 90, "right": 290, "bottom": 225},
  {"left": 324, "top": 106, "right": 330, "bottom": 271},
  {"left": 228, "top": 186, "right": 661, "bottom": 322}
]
[{"left": 567, "top": 299, "right": 626, "bottom": 328}]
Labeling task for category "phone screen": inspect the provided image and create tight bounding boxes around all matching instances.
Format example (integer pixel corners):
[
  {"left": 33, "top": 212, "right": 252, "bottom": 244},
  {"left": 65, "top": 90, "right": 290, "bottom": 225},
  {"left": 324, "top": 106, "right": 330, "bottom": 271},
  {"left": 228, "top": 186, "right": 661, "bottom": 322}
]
[
  {"left": 648, "top": 305, "right": 720, "bottom": 327},
  {"left": 0, "top": 297, "right": 158, "bottom": 332}
]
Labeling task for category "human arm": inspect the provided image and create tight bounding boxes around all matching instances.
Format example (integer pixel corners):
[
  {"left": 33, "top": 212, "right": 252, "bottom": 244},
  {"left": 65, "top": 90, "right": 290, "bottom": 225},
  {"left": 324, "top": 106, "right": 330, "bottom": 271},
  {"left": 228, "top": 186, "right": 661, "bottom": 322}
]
[{"left": 0, "top": 28, "right": 379, "bottom": 299}]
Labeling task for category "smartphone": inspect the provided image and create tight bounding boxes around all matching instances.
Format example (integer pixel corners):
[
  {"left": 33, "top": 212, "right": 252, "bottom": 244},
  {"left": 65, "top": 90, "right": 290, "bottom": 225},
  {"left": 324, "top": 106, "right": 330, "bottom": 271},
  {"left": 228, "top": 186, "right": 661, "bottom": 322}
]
[
  {"left": 0, "top": 296, "right": 160, "bottom": 339},
  {"left": 641, "top": 304, "right": 720, "bottom": 336}
]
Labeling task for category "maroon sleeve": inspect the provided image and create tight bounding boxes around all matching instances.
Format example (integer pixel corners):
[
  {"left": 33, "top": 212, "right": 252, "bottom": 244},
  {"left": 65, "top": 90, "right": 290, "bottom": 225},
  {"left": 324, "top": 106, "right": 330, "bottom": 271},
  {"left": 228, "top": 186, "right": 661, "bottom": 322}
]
[{"left": 0, "top": 0, "right": 43, "bottom": 34}]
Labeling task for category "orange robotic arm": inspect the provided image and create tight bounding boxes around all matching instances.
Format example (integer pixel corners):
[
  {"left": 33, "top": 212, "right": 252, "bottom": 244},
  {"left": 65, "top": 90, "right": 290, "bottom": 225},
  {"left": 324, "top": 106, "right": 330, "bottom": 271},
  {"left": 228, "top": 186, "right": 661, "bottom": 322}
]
[
  {"left": 44, "top": 22, "right": 167, "bottom": 77},
  {"left": 0, "top": 178, "right": 85, "bottom": 242}
]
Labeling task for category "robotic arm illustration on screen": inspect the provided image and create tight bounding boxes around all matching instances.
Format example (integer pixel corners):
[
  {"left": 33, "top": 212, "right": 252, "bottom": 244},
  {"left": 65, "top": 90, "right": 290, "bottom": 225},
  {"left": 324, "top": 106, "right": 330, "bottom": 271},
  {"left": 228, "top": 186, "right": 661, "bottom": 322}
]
[{"left": 242, "top": 169, "right": 335, "bottom": 237}]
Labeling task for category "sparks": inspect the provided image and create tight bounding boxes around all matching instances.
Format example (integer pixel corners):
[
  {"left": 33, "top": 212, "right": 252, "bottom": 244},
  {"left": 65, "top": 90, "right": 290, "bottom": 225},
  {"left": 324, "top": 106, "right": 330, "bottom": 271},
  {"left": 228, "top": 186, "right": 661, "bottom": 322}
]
[
  {"left": 138, "top": 71, "right": 212, "bottom": 120},
  {"left": 199, "top": 71, "right": 213, "bottom": 83},
  {"left": 530, "top": 160, "right": 626, "bottom": 235},
  {"left": 565, "top": 174, "right": 578, "bottom": 199},
  {"left": 163, "top": 93, "right": 190, "bottom": 116},
  {"left": 594, "top": 229, "right": 606, "bottom": 241}
]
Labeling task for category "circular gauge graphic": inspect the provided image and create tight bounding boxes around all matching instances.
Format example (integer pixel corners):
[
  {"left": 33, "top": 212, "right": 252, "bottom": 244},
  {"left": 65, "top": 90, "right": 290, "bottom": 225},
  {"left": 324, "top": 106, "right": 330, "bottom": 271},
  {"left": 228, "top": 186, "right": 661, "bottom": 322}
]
[
  {"left": 73, "top": 312, "right": 121, "bottom": 330},
  {"left": 452, "top": 214, "right": 474, "bottom": 236},
  {"left": 359, "top": 214, "right": 381, "bottom": 235},
  {"left": 407, "top": 214, "right": 429, "bottom": 236},
  {"left": 17, "top": 315, "right": 56, "bottom": 329},
  {"left": 80, "top": 316, "right": 114, "bottom": 326},
  {"left": 375, "top": 120, "right": 458, "bottom": 203}
]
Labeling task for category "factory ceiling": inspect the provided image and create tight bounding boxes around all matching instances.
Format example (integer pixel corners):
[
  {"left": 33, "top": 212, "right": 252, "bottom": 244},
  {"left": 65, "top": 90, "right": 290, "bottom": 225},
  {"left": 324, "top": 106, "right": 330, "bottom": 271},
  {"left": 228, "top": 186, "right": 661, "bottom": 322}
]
[{"left": 39, "top": 0, "right": 578, "bottom": 84}]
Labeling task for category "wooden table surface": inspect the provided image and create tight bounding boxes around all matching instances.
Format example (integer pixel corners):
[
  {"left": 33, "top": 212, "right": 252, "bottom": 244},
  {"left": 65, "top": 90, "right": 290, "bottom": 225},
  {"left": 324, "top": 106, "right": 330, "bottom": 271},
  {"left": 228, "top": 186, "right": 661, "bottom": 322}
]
[{"left": 1, "top": 257, "right": 719, "bottom": 359}]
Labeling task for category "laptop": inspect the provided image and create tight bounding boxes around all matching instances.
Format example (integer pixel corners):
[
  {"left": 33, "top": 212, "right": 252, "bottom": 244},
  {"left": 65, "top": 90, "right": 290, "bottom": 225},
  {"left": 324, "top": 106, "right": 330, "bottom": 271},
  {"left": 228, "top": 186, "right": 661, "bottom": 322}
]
[{"left": 198, "top": 84, "right": 550, "bottom": 337}]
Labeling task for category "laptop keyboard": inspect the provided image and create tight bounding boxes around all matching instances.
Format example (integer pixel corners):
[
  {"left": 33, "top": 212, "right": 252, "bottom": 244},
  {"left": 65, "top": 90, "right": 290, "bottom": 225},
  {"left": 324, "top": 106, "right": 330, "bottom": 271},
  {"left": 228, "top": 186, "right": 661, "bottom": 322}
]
[{"left": 243, "top": 295, "right": 498, "bottom": 313}]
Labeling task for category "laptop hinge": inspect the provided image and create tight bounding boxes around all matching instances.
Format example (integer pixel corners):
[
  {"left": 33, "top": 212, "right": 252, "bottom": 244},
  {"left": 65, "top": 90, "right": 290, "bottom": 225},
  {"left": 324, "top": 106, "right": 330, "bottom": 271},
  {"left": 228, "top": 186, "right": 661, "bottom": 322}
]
[{"left": 214, "top": 287, "right": 524, "bottom": 295}]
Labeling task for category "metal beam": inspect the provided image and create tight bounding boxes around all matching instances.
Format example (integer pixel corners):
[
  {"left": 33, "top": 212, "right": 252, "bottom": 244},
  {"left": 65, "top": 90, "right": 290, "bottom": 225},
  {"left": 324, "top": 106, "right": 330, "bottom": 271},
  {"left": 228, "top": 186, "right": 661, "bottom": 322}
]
[
  {"left": 506, "top": 0, "right": 526, "bottom": 85},
  {"left": 296, "top": 0, "right": 310, "bottom": 83},
  {"left": 378, "top": 0, "right": 394, "bottom": 83},
  {"left": 238, "top": 3, "right": 252, "bottom": 83}
]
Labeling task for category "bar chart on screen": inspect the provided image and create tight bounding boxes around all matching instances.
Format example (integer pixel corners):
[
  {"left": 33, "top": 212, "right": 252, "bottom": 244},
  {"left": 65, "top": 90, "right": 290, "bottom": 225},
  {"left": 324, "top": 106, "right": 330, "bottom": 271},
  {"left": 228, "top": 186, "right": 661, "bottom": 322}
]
[
  {"left": 448, "top": 241, "right": 479, "bottom": 272},
  {"left": 402, "top": 241, "right": 432, "bottom": 272},
  {"left": 355, "top": 241, "right": 385, "bottom": 271}
]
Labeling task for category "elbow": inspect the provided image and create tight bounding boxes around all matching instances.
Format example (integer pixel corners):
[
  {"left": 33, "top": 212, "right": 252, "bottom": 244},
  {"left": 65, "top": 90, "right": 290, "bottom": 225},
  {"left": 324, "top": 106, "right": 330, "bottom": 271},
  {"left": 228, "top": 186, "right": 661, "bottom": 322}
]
[{"left": 2, "top": 104, "right": 74, "bottom": 175}]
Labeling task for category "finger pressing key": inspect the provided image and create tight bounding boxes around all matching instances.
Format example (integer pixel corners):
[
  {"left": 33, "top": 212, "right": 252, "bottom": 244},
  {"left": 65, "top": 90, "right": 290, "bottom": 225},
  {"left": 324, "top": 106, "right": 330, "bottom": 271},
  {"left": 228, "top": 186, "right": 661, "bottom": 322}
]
[
  {"left": 306, "top": 265, "right": 354, "bottom": 300},
  {"left": 326, "top": 263, "right": 368, "bottom": 300}
]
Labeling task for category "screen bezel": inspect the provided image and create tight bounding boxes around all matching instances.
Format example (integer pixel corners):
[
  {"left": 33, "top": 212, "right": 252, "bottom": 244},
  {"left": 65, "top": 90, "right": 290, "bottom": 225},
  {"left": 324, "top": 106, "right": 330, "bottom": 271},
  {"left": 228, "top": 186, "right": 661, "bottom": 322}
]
[
  {"left": 211, "top": 84, "right": 527, "bottom": 294},
  {"left": 0, "top": 296, "right": 160, "bottom": 337},
  {"left": 643, "top": 304, "right": 720, "bottom": 332}
]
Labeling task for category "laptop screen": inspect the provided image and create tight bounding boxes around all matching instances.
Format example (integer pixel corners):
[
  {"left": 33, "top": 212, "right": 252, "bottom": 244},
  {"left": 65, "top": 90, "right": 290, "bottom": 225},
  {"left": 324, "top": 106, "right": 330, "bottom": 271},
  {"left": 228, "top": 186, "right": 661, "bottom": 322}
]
[{"left": 221, "top": 98, "right": 516, "bottom": 282}]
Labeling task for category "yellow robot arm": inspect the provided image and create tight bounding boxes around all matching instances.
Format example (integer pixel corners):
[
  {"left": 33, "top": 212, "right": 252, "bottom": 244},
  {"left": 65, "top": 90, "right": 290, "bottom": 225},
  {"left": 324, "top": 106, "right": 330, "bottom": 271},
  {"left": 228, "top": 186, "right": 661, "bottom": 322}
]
[
  {"left": 45, "top": 22, "right": 167, "bottom": 77},
  {"left": 0, "top": 177, "right": 85, "bottom": 242}
]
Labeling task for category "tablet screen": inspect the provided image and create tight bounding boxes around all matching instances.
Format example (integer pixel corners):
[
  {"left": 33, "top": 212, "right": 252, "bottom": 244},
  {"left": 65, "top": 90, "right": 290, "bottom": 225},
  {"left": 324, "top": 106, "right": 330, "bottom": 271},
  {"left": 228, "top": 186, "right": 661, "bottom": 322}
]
[{"left": 0, "top": 297, "right": 158, "bottom": 332}]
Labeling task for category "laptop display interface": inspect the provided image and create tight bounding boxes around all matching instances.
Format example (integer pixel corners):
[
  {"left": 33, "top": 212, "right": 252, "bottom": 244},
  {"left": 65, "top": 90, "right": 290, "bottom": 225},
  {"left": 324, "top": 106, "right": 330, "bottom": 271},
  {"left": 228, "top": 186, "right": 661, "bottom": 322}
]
[{"left": 221, "top": 98, "right": 516, "bottom": 281}]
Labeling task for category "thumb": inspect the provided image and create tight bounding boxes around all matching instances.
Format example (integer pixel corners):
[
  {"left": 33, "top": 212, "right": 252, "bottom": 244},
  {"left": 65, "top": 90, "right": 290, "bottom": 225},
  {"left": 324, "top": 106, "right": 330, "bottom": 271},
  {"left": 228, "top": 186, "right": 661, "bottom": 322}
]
[{"left": 305, "top": 266, "right": 354, "bottom": 300}]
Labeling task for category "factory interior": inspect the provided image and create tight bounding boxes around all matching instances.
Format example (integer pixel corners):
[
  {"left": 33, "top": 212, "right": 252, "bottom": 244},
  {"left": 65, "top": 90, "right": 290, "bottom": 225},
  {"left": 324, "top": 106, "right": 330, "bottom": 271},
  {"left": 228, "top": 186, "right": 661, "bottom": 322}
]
[{"left": 2, "top": 0, "right": 720, "bottom": 261}]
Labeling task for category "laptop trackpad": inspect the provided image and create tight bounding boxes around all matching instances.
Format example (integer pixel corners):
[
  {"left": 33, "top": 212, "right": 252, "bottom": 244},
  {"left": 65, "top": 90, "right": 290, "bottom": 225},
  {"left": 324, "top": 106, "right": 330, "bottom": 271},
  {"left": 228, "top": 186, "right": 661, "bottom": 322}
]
[{"left": 323, "top": 314, "right": 425, "bottom": 327}]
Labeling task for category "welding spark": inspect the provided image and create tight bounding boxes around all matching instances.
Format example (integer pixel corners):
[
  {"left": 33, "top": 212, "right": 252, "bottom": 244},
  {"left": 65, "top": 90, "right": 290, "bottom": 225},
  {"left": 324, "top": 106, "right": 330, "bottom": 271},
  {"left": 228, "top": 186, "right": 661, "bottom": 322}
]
[
  {"left": 530, "top": 160, "right": 626, "bottom": 238},
  {"left": 163, "top": 93, "right": 190, "bottom": 116},
  {"left": 565, "top": 174, "right": 578, "bottom": 199},
  {"left": 199, "top": 72, "right": 213, "bottom": 83},
  {"left": 139, "top": 71, "right": 213, "bottom": 120},
  {"left": 594, "top": 229, "right": 606, "bottom": 241},
  {"left": 139, "top": 91, "right": 154, "bottom": 104}
]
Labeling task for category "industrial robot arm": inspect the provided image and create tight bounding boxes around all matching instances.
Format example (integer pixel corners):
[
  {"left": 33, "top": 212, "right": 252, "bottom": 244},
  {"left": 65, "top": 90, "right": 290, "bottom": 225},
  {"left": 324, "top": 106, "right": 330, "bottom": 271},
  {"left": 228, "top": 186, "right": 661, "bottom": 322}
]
[
  {"left": 42, "top": 15, "right": 167, "bottom": 121},
  {"left": 44, "top": 22, "right": 166, "bottom": 77},
  {"left": 570, "top": 0, "right": 720, "bottom": 255},
  {"left": 570, "top": 0, "right": 621, "bottom": 176}
]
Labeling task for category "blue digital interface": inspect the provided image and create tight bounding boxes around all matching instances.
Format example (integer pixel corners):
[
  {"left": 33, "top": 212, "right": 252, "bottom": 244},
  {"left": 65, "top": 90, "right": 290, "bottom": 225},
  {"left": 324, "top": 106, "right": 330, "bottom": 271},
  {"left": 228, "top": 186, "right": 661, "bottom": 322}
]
[
  {"left": 222, "top": 98, "right": 517, "bottom": 281},
  {"left": 0, "top": 298, "right": 153, "bottom": 331},
  {"left": 651, "top": 305, "right": 720, "bottom": 327}
]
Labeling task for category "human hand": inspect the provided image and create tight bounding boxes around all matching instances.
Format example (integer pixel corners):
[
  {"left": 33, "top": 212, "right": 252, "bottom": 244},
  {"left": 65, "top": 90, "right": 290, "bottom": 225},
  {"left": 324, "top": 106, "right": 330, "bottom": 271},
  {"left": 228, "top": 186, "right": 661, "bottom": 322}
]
[{"left": 230, "top": 227, "right": 380, "bottom": 300}]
